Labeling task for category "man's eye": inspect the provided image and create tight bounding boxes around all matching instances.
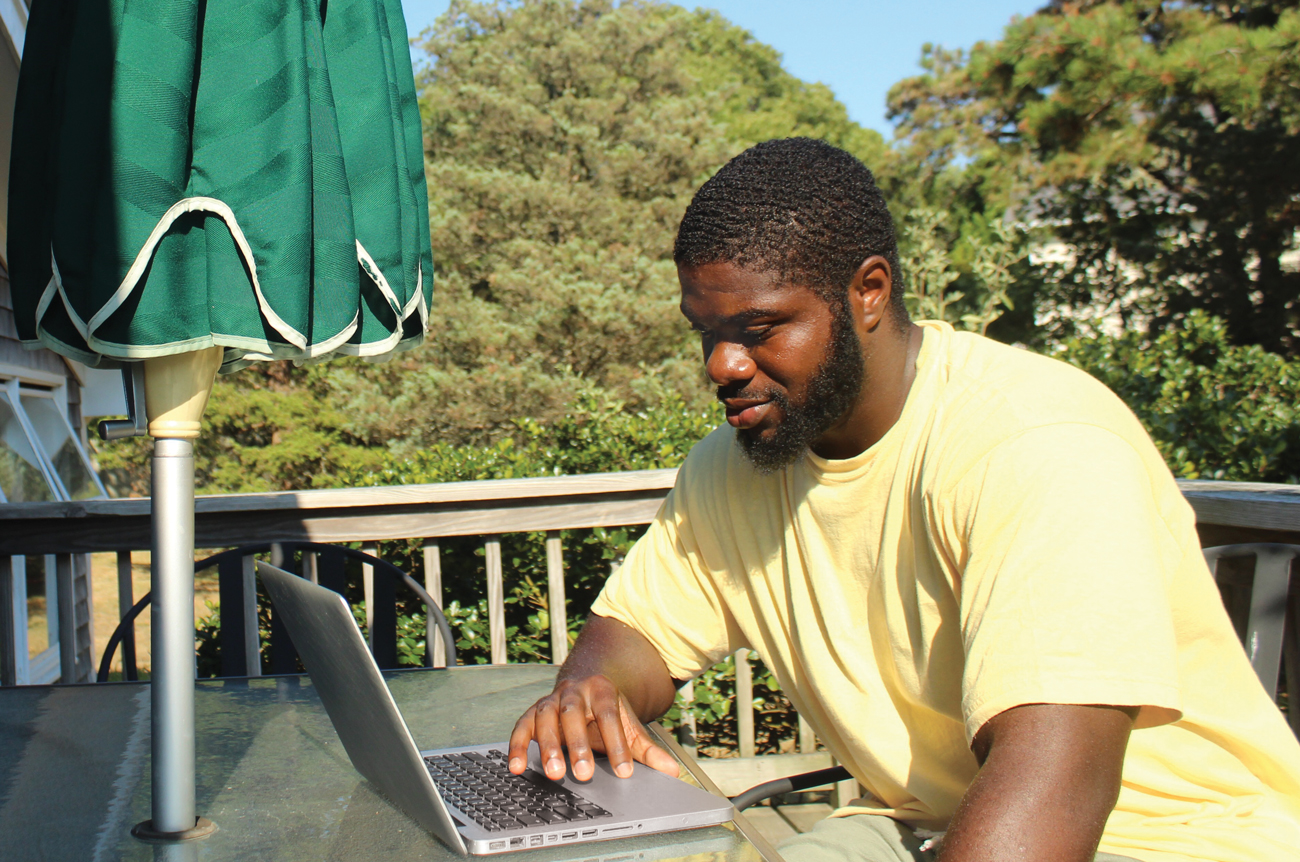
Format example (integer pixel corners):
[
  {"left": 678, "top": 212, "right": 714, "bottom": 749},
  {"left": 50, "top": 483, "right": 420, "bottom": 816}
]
[{"left": 744, "top": 326, "right": 774, "bottom": 341}]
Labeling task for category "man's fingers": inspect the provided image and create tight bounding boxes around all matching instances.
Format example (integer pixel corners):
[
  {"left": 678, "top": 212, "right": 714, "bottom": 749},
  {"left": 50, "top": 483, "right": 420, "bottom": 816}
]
[
  {"left": 592, "top": 697, "right": 635, "bottom": 778},
  {"left": 506, "top": 677, "right": 676, "bottom": 784},
  {"left": 557, "top": 686, "right": 597, "bottom": 782},
  {"left": 621, "top": 701, "right": 681, "bottom": 778},
  {"left": 532, "top": 696, "right": 569, "bottom": 781},
  {"left": 507, "top": 706, "right": 538, "bottom": 774}
]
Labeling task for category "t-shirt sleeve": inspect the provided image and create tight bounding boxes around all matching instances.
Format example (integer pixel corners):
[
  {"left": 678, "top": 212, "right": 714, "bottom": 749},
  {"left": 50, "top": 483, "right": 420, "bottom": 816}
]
[
  {"left": 590, "top": 484, "right": 744, "bottom": 681},
  {"left": 940, "top": 423, "right": 1186, "bottom": 742}
]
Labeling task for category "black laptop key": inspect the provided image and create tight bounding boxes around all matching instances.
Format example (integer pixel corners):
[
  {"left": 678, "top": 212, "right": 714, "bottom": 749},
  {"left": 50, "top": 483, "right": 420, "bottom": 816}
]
[{"left": 553, "top": 804, "right": 587, "bottom": 820}]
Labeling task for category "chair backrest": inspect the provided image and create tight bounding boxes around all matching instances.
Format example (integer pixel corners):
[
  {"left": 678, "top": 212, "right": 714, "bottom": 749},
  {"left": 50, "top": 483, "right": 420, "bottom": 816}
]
[
  {"left": 98, "top": 542, "right": 456, "bottom": 682},
  {"left": 1203, "top": 543, "right": 1300, "bottom": 733}
]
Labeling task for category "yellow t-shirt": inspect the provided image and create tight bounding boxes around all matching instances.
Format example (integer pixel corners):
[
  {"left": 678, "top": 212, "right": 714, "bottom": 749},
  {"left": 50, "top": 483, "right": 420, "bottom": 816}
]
[{"left": 592, "top": 321, "right": 1300, "bottom": 862}]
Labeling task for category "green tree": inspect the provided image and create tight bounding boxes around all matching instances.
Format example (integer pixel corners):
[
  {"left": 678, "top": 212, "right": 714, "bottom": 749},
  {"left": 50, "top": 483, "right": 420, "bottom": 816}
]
[
  {"left": 889, "top": 0, "right": 1300, "bottom": 353},
  {"left": 322, "top": 0, "right": 896, "bottom": 458},
  {"left": 1058, "top": 310, "right": 1300, "bottom": 482},
  {"left": 323, "top": 0, "right": 730, "bottom": 454}
]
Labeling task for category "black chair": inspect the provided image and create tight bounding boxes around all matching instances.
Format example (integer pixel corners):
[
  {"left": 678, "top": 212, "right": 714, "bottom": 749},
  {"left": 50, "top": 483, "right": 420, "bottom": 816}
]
[
  {"left": 98, "top": 541, "right": 457, "bottom": 682},
  {"left": 730, "top": 765, "right": 853, "bottom": 812},
  {"left": 1204, "top": 543, "right": 1300, "bottom": 734}
]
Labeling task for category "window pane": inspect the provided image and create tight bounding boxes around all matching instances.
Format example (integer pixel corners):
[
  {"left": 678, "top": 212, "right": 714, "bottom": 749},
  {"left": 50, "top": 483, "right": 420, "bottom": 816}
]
[
  {"left": 0, "top": 393, "right": 55, "bottom": 503},
  {"left": 20, "top": 395, "right": 101, "bottom": 501}
]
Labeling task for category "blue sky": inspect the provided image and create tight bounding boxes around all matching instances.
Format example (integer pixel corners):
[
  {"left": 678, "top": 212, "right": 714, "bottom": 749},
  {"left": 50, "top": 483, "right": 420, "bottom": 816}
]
[{"left": 399, "top": 1, "right": 1041, "bottom": 136}]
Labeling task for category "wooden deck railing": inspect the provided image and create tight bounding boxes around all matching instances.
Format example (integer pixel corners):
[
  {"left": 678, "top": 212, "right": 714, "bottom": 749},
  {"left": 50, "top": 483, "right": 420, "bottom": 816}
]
[{"left": 1, "top": 471, "right": 1297, "bottom": 793}]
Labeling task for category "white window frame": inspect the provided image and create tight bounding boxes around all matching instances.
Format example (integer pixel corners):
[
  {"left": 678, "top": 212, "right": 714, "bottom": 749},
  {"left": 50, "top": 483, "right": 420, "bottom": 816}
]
[
  {"left": 16, "top": 382, "right": 107, "bottom": 500},
  {"left": 1, "top": 364, "right": 107, "bottom": 684}
]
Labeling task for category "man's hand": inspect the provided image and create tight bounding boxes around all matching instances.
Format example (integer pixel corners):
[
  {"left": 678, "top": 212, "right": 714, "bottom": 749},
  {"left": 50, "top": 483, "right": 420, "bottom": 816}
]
[
  {"left": 939, "top": 703, "right": 1138, "bottom": 861},
  {"left": 507, "top": 615, "right": 681, "bottom": 782},
  {"left": 508, "top": 673, "right": 680, "bottom": 782}
]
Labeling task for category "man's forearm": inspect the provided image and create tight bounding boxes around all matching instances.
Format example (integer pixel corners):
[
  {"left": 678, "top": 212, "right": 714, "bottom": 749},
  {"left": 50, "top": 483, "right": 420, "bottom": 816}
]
[{"left": 558, "top": 614, "right": 679, "bottom": 720}]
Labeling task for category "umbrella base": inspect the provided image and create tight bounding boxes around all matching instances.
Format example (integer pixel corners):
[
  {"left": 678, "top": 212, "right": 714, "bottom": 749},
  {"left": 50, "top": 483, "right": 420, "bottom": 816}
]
[{"left": 131, "top": 817, "right": 217, "bottom": 843}]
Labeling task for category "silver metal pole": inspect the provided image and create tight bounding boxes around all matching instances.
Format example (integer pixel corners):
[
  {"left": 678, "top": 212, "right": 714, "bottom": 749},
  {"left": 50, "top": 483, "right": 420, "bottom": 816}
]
[{"left": 151, "top": 437, "right": 196, "bottom": 835}]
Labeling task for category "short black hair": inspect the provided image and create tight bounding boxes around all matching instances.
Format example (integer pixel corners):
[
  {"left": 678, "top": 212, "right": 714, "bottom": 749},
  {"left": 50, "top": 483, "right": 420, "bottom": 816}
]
[{"left": 674, "top": 138, "right": 906, "bottom": 321}]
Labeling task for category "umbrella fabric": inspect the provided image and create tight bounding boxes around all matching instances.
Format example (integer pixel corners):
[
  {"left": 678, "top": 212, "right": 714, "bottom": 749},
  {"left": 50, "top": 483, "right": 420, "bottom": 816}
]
[{"left": 8, "top": 0, "right": 433, "bottom": 372}]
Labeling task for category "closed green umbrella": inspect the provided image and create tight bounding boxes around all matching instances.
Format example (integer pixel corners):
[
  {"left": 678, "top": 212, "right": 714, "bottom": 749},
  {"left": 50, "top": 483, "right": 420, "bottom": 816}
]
[
  {"left": 10, "top": 0, "right": 431, "bottom": 366},
  {"left": 7, "top": 0, "right": 433, "bottom": 841}
]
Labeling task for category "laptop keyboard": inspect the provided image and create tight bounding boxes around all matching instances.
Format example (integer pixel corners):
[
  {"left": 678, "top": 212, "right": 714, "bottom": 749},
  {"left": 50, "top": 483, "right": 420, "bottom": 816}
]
[{"left": 424, "top": 750, "right": 613, "bottom": 832}]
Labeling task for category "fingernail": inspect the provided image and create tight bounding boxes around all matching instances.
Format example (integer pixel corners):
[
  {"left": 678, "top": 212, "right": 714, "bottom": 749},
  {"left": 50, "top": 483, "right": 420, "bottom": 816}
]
[
  {"left": 547, "top": 757, "right": 564, "bottom": 774},
  {"left": 615, "top": 762, "right": 632, "bottom": 778},
  {"left": 509, "top": 757, "right": 523, "bottom": 772}
]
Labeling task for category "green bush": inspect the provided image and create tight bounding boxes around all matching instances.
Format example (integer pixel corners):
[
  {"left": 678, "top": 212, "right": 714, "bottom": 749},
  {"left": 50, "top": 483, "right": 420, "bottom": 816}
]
[
  {"left": 661, "top": 652, "right": 802, "bottom": 757},
  {"left": 1057, "top": 311, "right": 1300, "bottom": 483}
]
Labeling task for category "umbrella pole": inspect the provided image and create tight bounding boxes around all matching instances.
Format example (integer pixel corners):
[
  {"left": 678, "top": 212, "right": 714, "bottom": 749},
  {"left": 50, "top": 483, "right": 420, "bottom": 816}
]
[
  {"left": 132, "top": 347, "right": 223, "bottom": 843},
  {"left": 151, "top": 436, "right": 198, "bottom": 834}
]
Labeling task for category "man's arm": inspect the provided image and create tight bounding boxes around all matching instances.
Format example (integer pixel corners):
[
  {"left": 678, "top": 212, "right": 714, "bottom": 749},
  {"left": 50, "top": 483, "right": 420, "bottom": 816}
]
[
  {"left": 938, "top": 703, "right": 1137, "bottom": 861},
  {"left": 508, "top": 614, "right": 682, "bottom": 782}
]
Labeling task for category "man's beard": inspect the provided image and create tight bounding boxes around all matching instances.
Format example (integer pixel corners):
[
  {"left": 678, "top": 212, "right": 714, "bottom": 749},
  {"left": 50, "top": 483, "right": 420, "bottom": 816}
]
[{"left": 724, "top": 299, "right": 865, "bottom": 474}]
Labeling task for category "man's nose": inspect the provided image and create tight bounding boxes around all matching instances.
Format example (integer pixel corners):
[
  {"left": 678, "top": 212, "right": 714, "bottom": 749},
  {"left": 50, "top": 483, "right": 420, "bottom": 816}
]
[{"left": 705, "top": 340, "right": 756, "bottom": 387}]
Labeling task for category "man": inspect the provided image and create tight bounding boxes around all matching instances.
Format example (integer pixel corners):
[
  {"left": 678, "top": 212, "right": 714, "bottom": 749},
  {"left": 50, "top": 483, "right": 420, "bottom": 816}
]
[{"left": 507, "top": 138, "right": 1300, "bottom": 861}]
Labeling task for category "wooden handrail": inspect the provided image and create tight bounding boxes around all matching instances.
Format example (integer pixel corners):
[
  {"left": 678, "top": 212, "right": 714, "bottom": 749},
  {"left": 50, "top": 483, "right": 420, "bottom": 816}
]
[
  {"left": 3, "top": 473, "right": 1294, "bottom": 552},
  {"left": 0, "top": 469, "right": 680, "bottom": 555},
  {"left": 1177, "top": 480, "right": 1300, "bottom": 533}
]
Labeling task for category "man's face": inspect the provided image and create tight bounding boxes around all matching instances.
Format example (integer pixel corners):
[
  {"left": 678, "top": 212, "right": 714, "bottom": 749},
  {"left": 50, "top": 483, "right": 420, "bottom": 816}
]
[{"left": 678, "top": 262, "right": 864, "bottom": 472}]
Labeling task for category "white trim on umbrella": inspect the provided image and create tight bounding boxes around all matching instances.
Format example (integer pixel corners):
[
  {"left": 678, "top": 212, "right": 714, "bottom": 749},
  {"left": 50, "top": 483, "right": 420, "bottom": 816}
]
[
  {"left": 91, "top": 197, "right": 306, "bottom": 348},
  {"left": 30, "top": 199, "right": 431, "bottom": 367}
]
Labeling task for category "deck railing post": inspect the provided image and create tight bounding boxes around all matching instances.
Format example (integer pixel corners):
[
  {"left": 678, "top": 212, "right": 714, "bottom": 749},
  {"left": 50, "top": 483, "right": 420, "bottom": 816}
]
[
  {"left": 798, "top": 715, "right": 814, "bottom": 754},
  {"left": 0, "top": 556, "right": 14, "bottom": 687},
  {"left": 735, "top": 648, "right": 754, "bottom": 758},
  {"left": 485, "top": 537, "right": 505, "bottom": 665},
  {"left": 56, "top": 554, "right": 76, "bottom": 683},
  {"left": 834, "top": 771, "right": 860, "bottom": 808},
  {"left": 7, "top": 557, "right": 28, "bottom": 685},
  {"left": 678, "top": 678, "right": 698, "bottom": 756},
  {"left": 361, "top": 544, "right": 377, "bottom": 649},
  {"left": 423, "top": 540, "right": 446, "bottom": 668},
  {"left": 116, "top": 551, "right": 137, "bottom": 680},
  {"left": 77, "top": 554, "right": 94, "bottom": 680},
  {"left": 240, "top": 556, "right": 261, "bottom": 677},
  {"left": 545, "top": 532, "right": 567, "bottom": 665}
]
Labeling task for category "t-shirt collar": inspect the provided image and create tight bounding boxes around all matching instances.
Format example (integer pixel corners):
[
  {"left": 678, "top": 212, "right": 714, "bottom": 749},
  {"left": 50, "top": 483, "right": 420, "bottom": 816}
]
[{"left": 799, "top": 321, "right": 950, "bottom": 482}]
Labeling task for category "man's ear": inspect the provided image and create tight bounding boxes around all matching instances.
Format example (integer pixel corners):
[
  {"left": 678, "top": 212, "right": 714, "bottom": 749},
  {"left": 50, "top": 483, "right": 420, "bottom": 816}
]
[{"left": 848, "top": 256, "right": 894, "bottom": 331}]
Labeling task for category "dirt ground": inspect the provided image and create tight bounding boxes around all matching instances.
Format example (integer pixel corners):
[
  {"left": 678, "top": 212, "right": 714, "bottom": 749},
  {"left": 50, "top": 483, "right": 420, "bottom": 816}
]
[{"left": 89, "top": 552, "right": 221, "bottom": 676}]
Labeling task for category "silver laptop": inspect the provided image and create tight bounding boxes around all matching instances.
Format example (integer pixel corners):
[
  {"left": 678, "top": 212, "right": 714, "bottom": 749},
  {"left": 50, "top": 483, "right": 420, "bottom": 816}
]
[{"left": 256, "top": 561, "right": 735, "bottom": 855}]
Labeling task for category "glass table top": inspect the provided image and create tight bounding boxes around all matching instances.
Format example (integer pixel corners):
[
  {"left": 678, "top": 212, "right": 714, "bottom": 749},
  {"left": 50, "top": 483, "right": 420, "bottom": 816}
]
[{"left": 0, "top": 665, "right": 764, "bottom": 862}]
